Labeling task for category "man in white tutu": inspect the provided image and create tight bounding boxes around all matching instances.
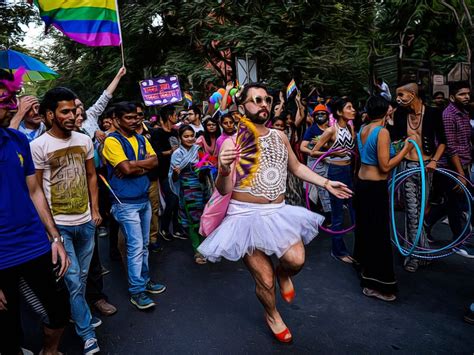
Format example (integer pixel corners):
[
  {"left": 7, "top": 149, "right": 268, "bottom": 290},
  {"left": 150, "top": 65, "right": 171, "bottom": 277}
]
[{"left": 198, "top": 83, "right": 352, "bottom": 343}]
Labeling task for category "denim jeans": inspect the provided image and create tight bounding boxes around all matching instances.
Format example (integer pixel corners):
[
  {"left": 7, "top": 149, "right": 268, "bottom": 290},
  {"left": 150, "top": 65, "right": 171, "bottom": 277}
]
[
  {"left": 57, "top": 220, "right": 96, "bottom": 342},
  {"left": 328, "top": 164, "right": 355, "bottom": 257},
  {"left": 111, "top": 201, "right": 151, "bottom": 295}
]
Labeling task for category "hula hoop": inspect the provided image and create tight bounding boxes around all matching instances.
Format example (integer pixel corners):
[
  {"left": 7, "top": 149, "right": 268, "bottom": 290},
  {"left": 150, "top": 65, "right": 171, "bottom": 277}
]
[
  {"left": 305, "top": 147, "right": 355, "bottom": 235},
  {"left": 389, "top": 141, "right": 473, "bottom": 259}
]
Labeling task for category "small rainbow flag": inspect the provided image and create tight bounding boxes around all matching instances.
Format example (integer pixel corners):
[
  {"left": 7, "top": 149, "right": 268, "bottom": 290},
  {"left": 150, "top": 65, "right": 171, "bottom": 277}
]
[
  {"left": 286, "top": 79, "right": 297, "bottom": 99},
  {"left": 98, "top": 174, "right": 122, "bottom": 204},
  {"left": 184, "top": 92, "right": 193, "bottom": 106},
  {"left": 32, "top": 0, "right": 122, "bottom": 47}
]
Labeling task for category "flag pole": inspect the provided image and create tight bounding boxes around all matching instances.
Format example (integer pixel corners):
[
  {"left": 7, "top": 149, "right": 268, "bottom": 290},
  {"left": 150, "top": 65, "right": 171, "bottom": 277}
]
[{"left": 115, "top": 0, "right": 125, "bottom": 67}]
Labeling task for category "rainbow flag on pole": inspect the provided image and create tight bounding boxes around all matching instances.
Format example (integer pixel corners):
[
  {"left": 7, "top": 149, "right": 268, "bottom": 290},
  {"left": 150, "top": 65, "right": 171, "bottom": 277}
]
[
  {"left": 286, "top": 79, "right": 297, "bottom": 98},
  {"left": 184, "top": 92, "right": 193, "bottom": 106},
  {"left": 32, "top": 0, "right": 122, "bottom": 47}
]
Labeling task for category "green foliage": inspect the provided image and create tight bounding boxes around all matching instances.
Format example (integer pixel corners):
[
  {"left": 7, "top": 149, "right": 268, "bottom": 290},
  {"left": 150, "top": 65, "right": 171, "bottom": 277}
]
[
  {"left": 3, "top": 0, "right": 473, "bottom": 105},
  {"left": 0, "top": 2, "right": 38, "bottom": 50}
]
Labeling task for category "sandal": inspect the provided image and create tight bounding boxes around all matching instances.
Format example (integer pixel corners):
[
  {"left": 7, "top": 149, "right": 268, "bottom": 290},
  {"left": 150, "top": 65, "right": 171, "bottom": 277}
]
[
  {"left": 363, "top": 288, "right": 396, "bottom": 302},
  {"left": 194, "top": 253, "right": 207, "bottom": 265},
  {"left": 331, "top": 253, "right": 355, "bottom": 264},
  {"left": 276, "top": 266, "right": 295, "bottom": 303},
  {"left": 265, "top": 314, "right": 292, "bottom": 343}
]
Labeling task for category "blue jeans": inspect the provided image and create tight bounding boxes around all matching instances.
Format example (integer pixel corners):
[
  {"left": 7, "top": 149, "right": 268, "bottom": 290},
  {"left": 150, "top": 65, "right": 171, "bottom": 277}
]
[
  {"left": 57, "top": 220, "right": 96, "bottom": 342},
  {"left": 328, "top": 164, "right": 355, "bottom": 257},
  {"left": 111, "top": 201, "right": 151, "bottom": 295}
]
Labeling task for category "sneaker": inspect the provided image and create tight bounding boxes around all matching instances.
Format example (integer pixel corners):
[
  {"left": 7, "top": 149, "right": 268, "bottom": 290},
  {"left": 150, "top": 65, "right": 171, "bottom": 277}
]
[
  {"left": 146, "top": 280, "right": 166, "bottom": 294},
  {"left": 454, "top": 247, "right": 474, "bottom": 259},
  {"left": 91, "top": 316, "right": 102, "bottom": 328},
  {"left": 159, "top": 229, "right": 172, "bottom": 241},
  {"left": 148, "top": 241, "right": 163, "bottom": 253},
  {"left": 97, "top": 226, "right": 108, "bottom": 238},
  {"left": 130, "top": 292, "right": 156, "bottom": 310},
  {"left": 173, "top": 231, "right": 187, "bottom": 240},
  {"left": 84, "top": 338, "right": 100, "bottom": 355}
]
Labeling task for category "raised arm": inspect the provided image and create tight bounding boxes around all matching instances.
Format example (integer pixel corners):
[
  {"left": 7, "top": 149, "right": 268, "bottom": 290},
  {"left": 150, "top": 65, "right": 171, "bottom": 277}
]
[{"left": 215, "top": 139, "right": 238, "bottom": 195}]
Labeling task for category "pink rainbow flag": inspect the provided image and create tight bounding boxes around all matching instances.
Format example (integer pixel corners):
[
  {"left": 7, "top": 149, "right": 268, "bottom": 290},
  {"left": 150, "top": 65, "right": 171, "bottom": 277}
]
[{"left": 32, "top": 0, "right": 122, "bottom": 47}]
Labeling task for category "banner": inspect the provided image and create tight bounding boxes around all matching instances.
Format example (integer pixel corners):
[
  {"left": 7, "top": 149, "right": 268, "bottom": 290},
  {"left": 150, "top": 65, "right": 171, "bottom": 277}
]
[{"left": 139, "top": 75, "right": 182, "bottom": 106}]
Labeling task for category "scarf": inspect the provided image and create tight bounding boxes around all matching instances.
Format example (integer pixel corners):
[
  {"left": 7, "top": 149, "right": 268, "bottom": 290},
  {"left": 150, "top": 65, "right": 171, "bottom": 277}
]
[{"left": 168, "top": 144, "right": 200, "bottom": 196}]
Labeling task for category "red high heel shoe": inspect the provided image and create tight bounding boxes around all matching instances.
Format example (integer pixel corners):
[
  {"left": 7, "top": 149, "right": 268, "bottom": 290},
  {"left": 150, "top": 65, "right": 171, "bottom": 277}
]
[
  {"left": 276, "top": 266, "right": 295, "bottom": 303},
  {"left": 265, "top": 315, "right": 293, "bottom": 343}
]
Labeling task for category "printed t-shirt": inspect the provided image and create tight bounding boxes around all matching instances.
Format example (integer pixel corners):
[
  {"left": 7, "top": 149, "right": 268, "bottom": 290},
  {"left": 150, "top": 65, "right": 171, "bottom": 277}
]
[
  {"left": 0, "top": 128, "right": 50, "bottom": 270},
  {"left": 31, "top": 131, "right": 94, "bottom": 226},
  {"left": 102, "top": 134, "right": 156, "bottom": 167}
]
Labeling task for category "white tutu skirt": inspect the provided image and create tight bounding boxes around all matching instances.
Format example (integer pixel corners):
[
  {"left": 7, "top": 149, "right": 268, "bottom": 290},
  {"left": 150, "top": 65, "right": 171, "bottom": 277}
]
[{"left": 198, "top": 199, "right": 325, "bottom": 262}]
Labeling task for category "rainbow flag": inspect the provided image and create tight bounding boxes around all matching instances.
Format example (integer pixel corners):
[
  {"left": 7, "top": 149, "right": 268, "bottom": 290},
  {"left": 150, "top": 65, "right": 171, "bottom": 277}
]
[
  {"left": 286, "top": 79, "right": 297, "bottom": 98},
  {"left": 32, "top": 0, "right": 122, "bottom": 47},
  {"left": 184, "top": 92, "right": 193, "bottom": 106}
]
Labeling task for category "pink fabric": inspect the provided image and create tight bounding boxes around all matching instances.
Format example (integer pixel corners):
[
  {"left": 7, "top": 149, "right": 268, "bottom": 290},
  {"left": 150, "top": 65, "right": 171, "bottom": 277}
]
[
  {"left": 199, "top": 136, "right": 236, "bottom": 237},
  {"left": 196, "top": 135, "right": 217, "bottom": 157},
  {"left": 215, "top": 133, "right": 233, "bottom": 154}
]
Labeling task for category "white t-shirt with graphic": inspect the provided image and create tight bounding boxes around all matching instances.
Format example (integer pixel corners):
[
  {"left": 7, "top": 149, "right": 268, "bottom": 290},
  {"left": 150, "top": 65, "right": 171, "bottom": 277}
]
[{"left": 31, "top": 131, "right": 94, "bottom": 226}]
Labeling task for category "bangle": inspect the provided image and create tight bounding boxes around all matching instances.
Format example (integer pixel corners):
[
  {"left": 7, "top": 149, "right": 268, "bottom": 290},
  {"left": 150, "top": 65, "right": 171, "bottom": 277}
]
[
  {"left": 430, "top": 158, "right": 438, "bottom": 162},
  {"left": 323, "top": 179, "right": 330, "bottom": 189}
]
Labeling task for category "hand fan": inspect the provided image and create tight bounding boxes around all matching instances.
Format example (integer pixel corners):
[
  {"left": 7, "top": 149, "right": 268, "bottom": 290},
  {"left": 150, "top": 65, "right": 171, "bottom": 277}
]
[{"left": 235, "top": 116, "right": 261, "bottom": 187}]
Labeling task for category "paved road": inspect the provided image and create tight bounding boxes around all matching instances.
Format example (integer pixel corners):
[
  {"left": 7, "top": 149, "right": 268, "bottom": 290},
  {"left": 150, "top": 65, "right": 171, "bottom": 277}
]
[{"left": 23, "top": 221, "right": 474, "bottom": 354}]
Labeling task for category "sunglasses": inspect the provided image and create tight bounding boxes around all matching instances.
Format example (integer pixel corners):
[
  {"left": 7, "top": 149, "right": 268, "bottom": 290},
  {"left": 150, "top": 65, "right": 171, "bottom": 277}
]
[{"left": 243, "top": 95, "right": 273, "bottom": 107}]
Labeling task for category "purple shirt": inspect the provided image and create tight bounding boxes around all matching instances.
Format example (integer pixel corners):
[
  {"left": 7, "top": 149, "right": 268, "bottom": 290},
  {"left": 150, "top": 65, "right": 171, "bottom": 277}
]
[{"left": 439, "top": 102, "right": 472, "bottom": 167}]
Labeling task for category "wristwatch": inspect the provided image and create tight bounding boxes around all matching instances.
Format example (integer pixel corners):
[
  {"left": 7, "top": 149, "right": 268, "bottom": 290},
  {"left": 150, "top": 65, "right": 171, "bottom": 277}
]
[{"left": 51, "top": 236, "right": 64, "bottom": 244}]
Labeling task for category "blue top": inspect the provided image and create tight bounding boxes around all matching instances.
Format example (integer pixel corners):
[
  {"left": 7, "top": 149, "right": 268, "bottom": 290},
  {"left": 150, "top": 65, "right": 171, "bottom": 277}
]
[
  {"left": 106, "top": 132, "right": 150, "bottom": 204},
  {"left": 357, "top": 125, "right": 395, "bottom": 166},
  {"left": 0, "top": 128, "right": 50, "bottom": 270},
  {"left": 303, "top": 124, "right": 325, "bottom": 150}
]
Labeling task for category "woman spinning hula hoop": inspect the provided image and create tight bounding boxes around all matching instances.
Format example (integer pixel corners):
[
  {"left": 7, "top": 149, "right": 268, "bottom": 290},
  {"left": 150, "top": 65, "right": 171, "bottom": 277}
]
[
  {"left": 311, "top": 97, "right": 356, "bottom": 264},
  {"left": 353, "top": 96, "right": 416, "bottom": 302}
]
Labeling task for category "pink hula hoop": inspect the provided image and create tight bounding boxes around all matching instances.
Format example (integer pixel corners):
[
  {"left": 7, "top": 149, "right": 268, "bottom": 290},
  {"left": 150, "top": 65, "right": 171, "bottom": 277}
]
[{"left": 305, "top": 148, "right": 356, "bottom": 235}]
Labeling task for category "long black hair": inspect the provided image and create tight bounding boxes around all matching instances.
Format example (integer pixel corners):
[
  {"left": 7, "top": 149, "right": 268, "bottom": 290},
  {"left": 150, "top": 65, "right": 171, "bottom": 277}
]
[{"left": 203, "top": 117, "right": 221, "bottom": 146}]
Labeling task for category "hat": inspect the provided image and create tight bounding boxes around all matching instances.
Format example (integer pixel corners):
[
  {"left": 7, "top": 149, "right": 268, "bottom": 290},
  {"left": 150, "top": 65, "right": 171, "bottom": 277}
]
[{"left": 313, "top": 104, "right": 328, "bottom": 113}]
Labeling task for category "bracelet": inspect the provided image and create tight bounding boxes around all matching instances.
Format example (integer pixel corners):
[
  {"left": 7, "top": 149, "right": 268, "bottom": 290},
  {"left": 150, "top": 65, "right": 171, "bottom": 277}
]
[
  {"left": 430, "top": 158, "right": 438, "bottom": 162},
  {"left": 50, "top": 236, "right": 64, "bottom": 244},
  {"left": 323, "top": 179, "right": 330, "bottom": 189}
]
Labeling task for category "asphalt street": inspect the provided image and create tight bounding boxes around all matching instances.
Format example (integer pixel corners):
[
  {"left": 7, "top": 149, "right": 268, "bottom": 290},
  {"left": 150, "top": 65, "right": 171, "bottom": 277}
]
[{"left": 22, "top": 219, "right": 474, "bottom": 354}]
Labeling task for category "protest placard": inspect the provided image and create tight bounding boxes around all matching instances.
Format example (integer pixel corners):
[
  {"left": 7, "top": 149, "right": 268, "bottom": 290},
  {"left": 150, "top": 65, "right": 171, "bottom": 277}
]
[{"left": 139, "top": 75, "right": 182, "bottom": 106}]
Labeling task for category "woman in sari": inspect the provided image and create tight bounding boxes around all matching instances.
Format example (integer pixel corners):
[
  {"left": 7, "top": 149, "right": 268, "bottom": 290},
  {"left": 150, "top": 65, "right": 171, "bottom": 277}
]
[{"left": 169, "top": 125, "right": 208, "bottom": 264}]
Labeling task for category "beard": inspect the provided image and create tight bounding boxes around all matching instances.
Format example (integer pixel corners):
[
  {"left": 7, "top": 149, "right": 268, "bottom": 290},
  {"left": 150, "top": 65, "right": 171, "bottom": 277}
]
[{"left": 245, "top": 108, "right": 269, "bottom": 124}]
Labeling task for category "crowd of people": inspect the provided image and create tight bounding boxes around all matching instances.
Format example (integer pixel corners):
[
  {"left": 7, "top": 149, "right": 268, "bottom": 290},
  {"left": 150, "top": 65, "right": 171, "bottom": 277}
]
[{"left": 0, "top": 65, "right": 473, "bottom": 353}]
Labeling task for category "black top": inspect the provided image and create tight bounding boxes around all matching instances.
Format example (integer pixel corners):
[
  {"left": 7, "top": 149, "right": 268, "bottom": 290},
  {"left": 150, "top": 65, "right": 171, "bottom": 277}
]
[
  {"left": 150, "top": 127, "right": 179, "bottom": 180},
  {"left": 388, "top": 105, "right": 446, "bottom": 157}
]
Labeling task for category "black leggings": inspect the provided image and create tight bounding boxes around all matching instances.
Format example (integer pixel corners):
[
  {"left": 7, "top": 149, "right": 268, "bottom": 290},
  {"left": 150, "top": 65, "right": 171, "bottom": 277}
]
[{"left": 0, "top": 251, "right": 70, "bottom": 354}]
